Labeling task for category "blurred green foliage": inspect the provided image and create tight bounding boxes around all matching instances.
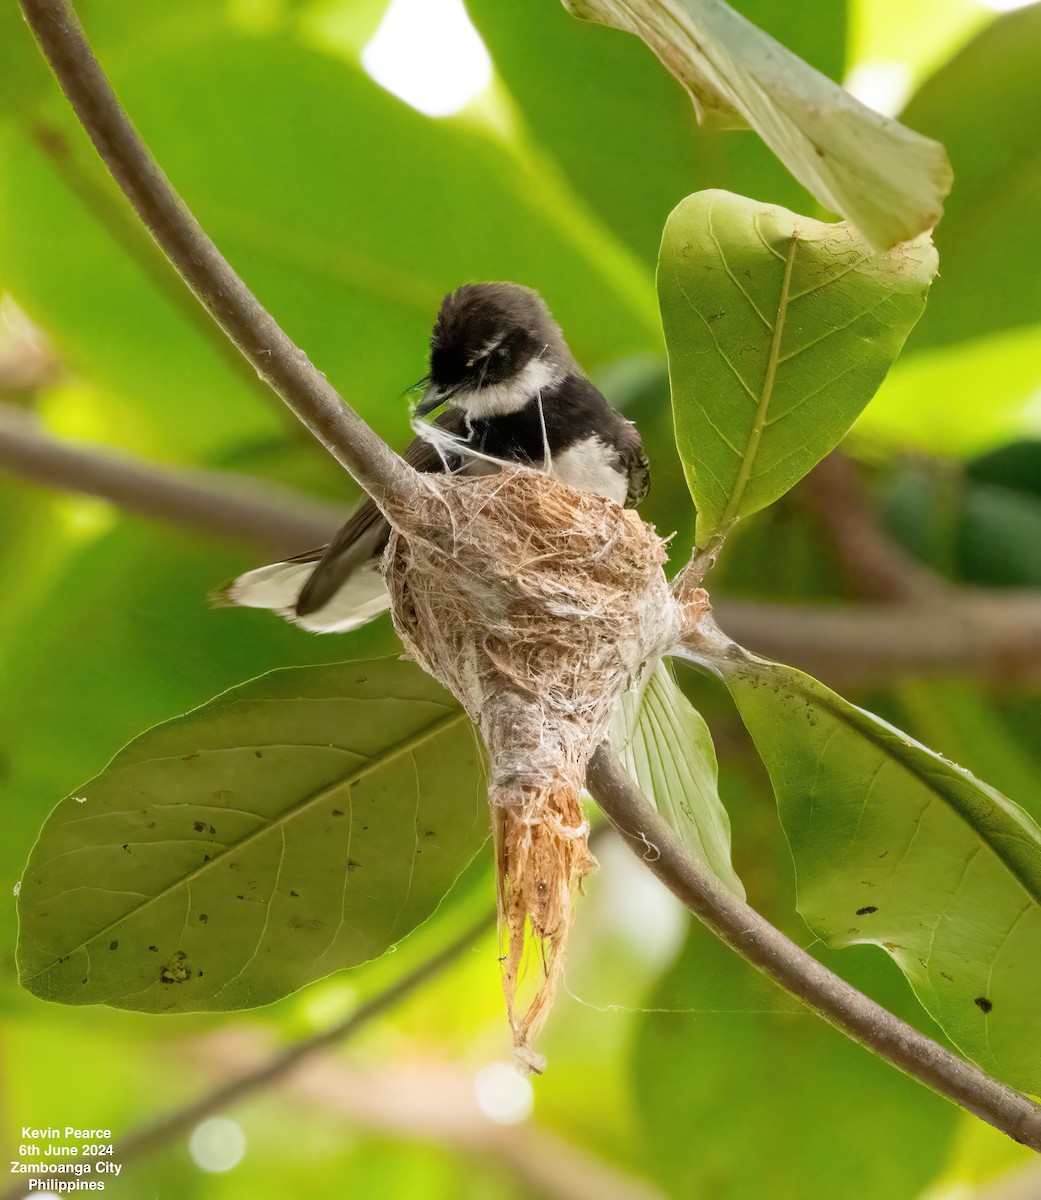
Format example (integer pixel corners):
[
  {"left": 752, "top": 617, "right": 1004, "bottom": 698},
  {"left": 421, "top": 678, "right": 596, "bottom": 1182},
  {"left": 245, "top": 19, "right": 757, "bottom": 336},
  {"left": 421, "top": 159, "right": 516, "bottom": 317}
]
[{"left": 3, "top": 0, "right": 1041, "bottom": 1198}]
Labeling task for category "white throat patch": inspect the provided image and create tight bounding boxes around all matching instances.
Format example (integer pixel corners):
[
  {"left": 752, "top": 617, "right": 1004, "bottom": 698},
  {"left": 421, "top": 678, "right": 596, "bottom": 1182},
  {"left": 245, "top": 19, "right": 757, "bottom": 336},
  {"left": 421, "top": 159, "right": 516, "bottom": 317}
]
[{"left": 455, "top": 356, "right": 563, "bottom": 419}]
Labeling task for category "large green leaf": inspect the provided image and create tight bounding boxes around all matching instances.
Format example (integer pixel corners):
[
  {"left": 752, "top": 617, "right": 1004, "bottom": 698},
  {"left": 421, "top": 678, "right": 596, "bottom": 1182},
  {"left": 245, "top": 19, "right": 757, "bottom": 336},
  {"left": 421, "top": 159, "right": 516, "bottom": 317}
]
[
  {"left": 632, "top": 927, "right": 956, "bottom": 1199},
  {"left": 17, "top": 657, "right": 486, "bottom": 1011},
  {"left": 611, "top": 660, "right": 743, "bottom": 897},
  {"left": 660, "top": 190, "right": 937, "bottom": 548},
  {"left": 901, "top": 4, "right": 1041, "bottom": 348},
  {"left": 0, "top": 27, "right": 657, "bottom": 461},
  {"left": 709, "top": 645, "right": 1041, "bottom": 1092},
  {"left": 466, "top": 0, "right": 846, "bottom": 264},
  {"left": 563, "top": 0, "right": 951, "bottom": 249}
]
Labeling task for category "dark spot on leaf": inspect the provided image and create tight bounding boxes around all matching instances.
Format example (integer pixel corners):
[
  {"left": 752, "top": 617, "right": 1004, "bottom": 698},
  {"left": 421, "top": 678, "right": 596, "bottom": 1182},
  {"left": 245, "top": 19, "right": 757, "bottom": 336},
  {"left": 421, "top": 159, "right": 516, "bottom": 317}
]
[
  {"left": 331, "top": 809, "right": 345, "bottom": 817},
  {"left": 197, "top": 970, "right": 204, "bottom": 977},
  {"left": 236, "top": 894, "right": 244, "bottom": 900},
  {"left": 290, "top": 890, "right": 299, "bottom": 897},
  {"left": 108, "top": 940, "right": 118, "bottom": 951},
  {"left": 198, "top": 913, "right": 208, "bottom": 924},
  {"left": 148, "top": 945, "right": 159, "bottom": 953},
  {"left": 877, "top": 851, "right": 890, "bottom": 859},
  {"left": 81, "top": 977, "right": 87, "bottom": 984},
  {"left": 254, "top": 749, "right": 263, "bottom": 758},
  {"left": 356, "top": 676, "right": 367, "bottom": 684},
  {"left": 147, "top": 821, "right": 156, "bottom": 829},
  {"left": 229, "top": 862, "right": 241, "bottom": 871},
  {"left": 203, "top": 854, "right": 211, "bottom": 862},
  {"left": 160, "top": 951, "right": 192, "bottom": 984},
  {"left": 212, "top": 791, "right": 230, "bottom": 803},
  {"left": 424, "top": 830, "right": 436, "bottom": 840},
  {"left": 209, "top": 824, "right": 216, "bottom": 835},
  {"left": 940, "top": 971, "right": 954, "bottom": 982},
  {"left": 362, "top": 825, "right": 368, "bottom": 832},
  {"left": 183, "top": 753, "right": 200, "bottom": 762},
  {"left": 347, "top": 859, "right": 361, "bottom": 871},
  {"left": 856, "top": 906, "right": 878, "bottom": 915},
  {"left": 707, "top": 309, "right": 725, "bottom": 323},
  {"left": 974, "top": 996, "right": 993, "bottom": 1014},
  {"left": 193, "top": 821, "right": 206, "bottom": 833},
  {"left": 121, "top": 844, "right": 130, "bottom": 852},
  {"left": 289, "top": 915, "right": 324, "bottom": 931}
]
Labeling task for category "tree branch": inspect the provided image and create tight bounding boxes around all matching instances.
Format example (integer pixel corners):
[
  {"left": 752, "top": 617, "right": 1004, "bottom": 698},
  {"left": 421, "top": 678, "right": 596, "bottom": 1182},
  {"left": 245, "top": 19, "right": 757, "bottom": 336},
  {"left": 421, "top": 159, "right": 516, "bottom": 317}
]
[
  {"left": 714, "top": 593, "right": 1041, "bottom": 689},
  {"left": 18, "top": 0, "right": 415, "bottom": 509},
  {"left": 0, "top": 405, "right": 340, "bottom": 554},
  {"left": 5, "top": 402, "right": 1041, "bottom": 687},
  {"left": 586, "top": 745, "right": 1041, "bottom": 1152}
]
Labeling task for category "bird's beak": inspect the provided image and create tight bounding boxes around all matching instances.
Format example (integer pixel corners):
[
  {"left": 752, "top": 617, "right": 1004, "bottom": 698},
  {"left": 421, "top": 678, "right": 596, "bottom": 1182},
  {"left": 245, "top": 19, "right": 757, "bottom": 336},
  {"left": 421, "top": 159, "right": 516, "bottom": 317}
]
[{"left": 414, "top": 384, "right": 447, "bottom": 417}]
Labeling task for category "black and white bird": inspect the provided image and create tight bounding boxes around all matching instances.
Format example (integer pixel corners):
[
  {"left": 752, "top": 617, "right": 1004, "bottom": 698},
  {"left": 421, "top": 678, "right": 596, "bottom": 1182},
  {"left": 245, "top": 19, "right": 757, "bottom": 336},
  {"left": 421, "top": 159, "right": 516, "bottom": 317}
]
[{"left": 223, "top": 282, "right": 650, "bottom": 633}]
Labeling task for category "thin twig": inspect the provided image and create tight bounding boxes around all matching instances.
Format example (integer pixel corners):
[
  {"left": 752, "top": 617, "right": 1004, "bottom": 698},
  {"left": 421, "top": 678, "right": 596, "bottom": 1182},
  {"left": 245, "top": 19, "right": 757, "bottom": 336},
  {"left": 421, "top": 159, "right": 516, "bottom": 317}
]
[
  {"left": 586, "top": 745, "right": 1041, "bottom": 1152},
  {"left": 0, "top": 405, "right": 340, "bottom": 554},
  {"left": 0, "top": 911, "right": 496, "bottom": 1200},
  {"left": 18, "top": 0, "right": 415, "bottom": 510}
]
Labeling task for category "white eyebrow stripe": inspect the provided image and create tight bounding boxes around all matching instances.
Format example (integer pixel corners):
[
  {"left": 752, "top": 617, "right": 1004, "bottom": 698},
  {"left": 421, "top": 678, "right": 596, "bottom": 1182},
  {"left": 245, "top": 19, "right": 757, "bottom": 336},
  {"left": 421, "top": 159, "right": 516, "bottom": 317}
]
[{"left": 466, "top": 333, "right": 507, "bottom": 367}]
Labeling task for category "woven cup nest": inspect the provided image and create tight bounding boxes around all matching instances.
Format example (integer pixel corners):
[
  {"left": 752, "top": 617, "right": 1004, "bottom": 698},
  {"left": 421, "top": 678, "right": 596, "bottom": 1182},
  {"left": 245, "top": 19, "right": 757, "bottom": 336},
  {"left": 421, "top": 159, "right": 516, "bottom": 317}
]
[{"left": 381, "top": 466, "right": 683, "bottom": 1072}]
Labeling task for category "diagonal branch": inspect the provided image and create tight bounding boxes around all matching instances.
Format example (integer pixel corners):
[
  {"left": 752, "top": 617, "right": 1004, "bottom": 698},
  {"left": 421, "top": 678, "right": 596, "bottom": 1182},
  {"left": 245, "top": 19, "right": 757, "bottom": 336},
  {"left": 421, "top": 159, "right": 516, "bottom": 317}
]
[
  {"left": 586, "top": 745, "right": 1041, "bottom": 1152},
  {"left": 18, "top": 0, "right": 415, "bottom": 510}
]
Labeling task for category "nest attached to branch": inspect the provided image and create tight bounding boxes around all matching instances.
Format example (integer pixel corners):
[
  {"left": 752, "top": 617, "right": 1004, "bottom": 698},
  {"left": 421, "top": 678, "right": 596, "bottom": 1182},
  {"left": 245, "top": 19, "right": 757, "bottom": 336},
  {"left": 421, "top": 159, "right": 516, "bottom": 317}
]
[{"left": 382, "top": 466, "right": 682, "bottom": 1071}]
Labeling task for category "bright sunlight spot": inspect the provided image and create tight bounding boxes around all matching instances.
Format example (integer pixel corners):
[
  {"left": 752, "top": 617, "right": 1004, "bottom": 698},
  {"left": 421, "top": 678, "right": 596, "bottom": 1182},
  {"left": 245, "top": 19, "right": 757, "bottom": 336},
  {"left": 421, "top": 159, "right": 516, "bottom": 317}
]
[
  {"left": 977, "top": 0, "right": 1036, "bottom": 10},
  {"left": 843, "top": 62, "right": 912, "bottom": 116},
  {"left": 473, "top": 1062, "right": 534, "bottom": 1125},
  {"left": 361, "top": 0, "right": 493, "bottom": 118},
  {"left": 189, "top": 1118, "right": 247, "bottom": 1174}
]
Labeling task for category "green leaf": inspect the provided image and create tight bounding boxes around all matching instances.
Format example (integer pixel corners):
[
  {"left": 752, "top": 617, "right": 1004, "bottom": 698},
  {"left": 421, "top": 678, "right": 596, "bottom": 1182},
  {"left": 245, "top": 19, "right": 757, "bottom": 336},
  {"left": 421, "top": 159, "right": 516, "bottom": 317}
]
[
  {"left": 465, "top": 0, "right": 846, "bottom": 264},
  {"left": 612, "top": 661, "right": 743, "bottom": 897},
  {"left": 0, "top": 29, "right": 657, "bottom": 462},
  {"left": 711, "top": 646, "right": 1041, "bottom": 1093},
  {"left": 17, "top": 657, "right": 486, "bottom": 1011},
  {"left": 901, "top": 4, "right": 1041, "bottom": 348},
  {"left": 563, "top": 0, "right": 952, "bottom": 249},
  {"left": 633, "top": 927, "right": 956, "bottom": 1199},
  {"left": 660, "top": 190, "right": 937, "bottom": 548}
]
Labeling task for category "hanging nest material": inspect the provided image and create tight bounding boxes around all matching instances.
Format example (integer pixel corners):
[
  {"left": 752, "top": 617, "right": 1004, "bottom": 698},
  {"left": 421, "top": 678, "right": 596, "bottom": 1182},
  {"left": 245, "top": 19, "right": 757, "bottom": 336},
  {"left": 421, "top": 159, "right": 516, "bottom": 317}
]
[{"left": 381, "top": 466, "right": 682, "bottom": 1071}]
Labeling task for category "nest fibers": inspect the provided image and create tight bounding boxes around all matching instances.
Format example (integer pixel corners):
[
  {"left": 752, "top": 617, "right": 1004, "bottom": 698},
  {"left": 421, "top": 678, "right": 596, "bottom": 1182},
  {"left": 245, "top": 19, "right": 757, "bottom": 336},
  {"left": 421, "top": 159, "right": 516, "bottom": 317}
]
[{"left": 382, "top": 466, "right": 684, "bottom": 1071}]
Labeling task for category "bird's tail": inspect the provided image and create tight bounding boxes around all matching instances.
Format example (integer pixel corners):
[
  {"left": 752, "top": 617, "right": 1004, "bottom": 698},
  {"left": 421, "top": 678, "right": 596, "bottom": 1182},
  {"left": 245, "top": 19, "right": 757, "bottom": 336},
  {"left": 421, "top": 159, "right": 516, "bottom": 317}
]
[{"left": 212, "top": 552, "right": 389, "bottom": 634}]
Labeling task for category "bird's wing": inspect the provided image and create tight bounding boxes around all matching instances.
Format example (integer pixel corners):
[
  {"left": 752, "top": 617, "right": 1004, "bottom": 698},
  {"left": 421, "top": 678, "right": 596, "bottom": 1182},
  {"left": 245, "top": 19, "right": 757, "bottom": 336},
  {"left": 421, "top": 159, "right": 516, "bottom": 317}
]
[
  {"left": 618, "top": 419, "right": 651, "bottom": 508},
  {"left": 294, "top": 408, "right": 467, "bottom": 616}
]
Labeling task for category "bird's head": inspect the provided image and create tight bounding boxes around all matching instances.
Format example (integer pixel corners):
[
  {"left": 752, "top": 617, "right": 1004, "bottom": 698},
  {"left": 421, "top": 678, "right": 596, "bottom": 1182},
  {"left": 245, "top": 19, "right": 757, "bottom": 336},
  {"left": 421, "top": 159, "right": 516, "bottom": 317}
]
[{"left": 417, "top": 282, "right": 576, "bottom": 419}]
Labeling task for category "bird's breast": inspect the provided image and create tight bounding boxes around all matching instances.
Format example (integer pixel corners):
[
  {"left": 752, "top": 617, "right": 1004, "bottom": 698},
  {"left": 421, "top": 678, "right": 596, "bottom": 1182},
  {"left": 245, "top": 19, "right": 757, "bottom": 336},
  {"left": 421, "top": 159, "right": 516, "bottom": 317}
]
[{"left": 550, "top": 436, "right": 627, "bottom": 506}]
